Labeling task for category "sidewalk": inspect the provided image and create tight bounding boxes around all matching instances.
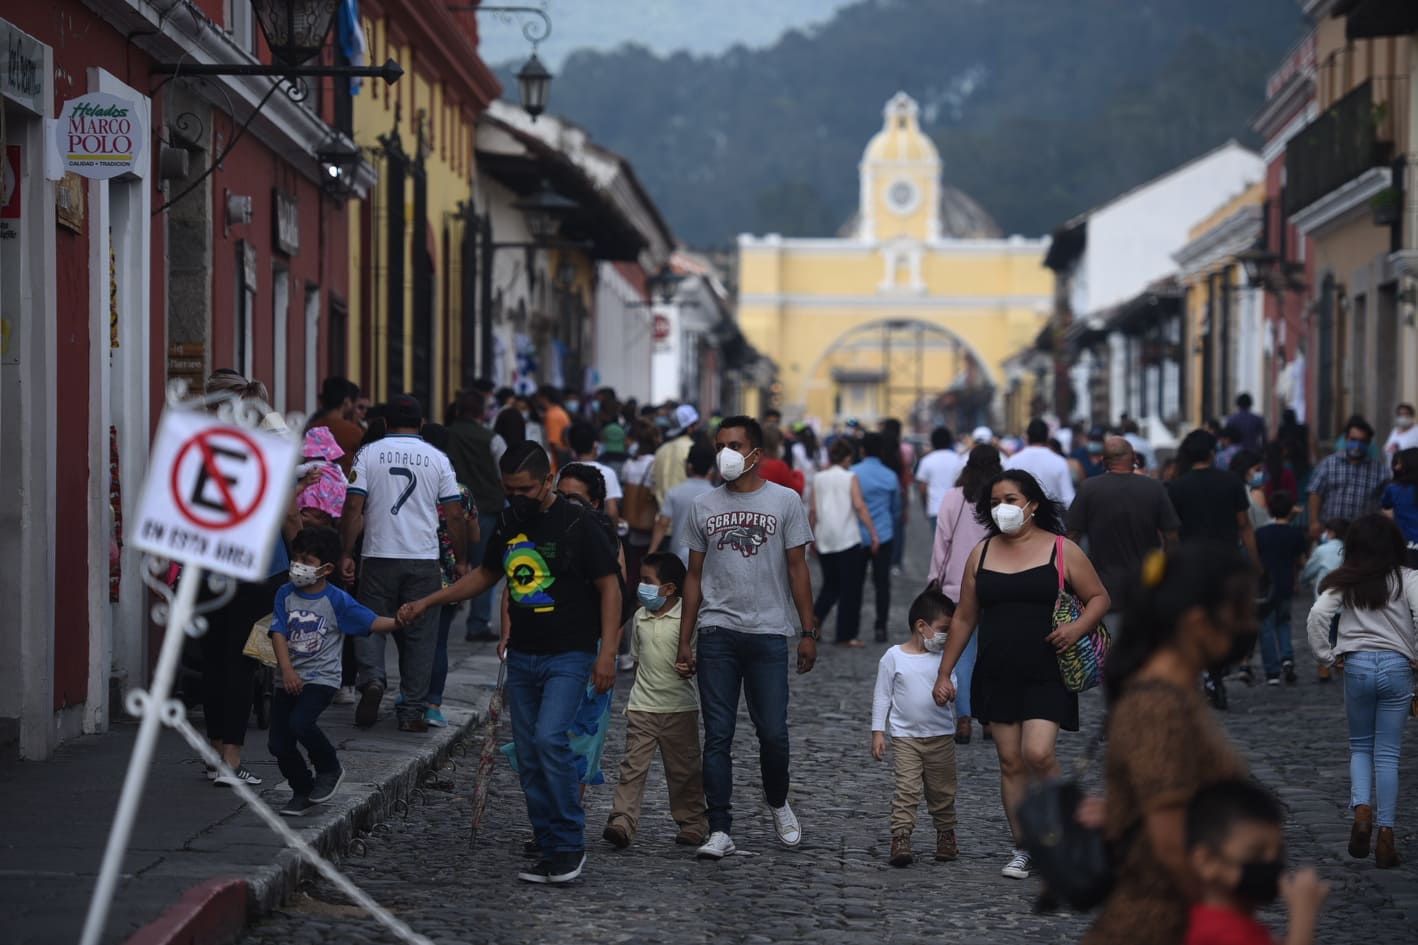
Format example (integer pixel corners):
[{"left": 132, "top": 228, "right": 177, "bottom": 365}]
[{"left": 0, "top": 629, "right": 503, "bottom": 945}]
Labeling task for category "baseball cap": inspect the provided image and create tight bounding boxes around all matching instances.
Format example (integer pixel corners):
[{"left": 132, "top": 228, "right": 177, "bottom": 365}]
[
  {"left": 672, "top": 404, "right": 700, "bottom": 435},
  {"left": 389, "top": 394, "right": 423, "bottom": 429},
  {"left": 600, "top": 423, "right": 627, "bottom": 454},
  {"left": 972, "top": 425, "right": 994, "bottom": 443}
]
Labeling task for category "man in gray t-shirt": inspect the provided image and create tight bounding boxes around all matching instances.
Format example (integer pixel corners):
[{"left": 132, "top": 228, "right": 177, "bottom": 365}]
[{"left": 676, "top": 416, "right": 818, "bottom": 861}]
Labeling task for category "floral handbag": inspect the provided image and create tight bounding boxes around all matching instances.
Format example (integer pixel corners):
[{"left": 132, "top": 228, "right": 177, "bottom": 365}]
[{"left": 1052, "top": 536, "right": 1110, "bottom": 693}]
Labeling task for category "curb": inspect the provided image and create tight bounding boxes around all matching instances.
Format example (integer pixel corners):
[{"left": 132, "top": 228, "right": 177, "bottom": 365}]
[
  {"left": 122, "top": 879, "right": 248, "bottom": 945},
  {"left": 122, "top": 711, "right": 481, "bottom": 945}
]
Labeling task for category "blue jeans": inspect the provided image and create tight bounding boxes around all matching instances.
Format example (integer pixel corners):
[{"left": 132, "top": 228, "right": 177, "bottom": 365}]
[
  {"left": 268, "top": 683, "right": 338, "bottom": 796},
  {"left": 428, "top": 604, "right": 456, "bottom": 706},
  {"left": 465, "top": 512, "right": 500, "bottom": 638},
  {"left": 954, "top": 631, "right": 978, "bottom": 719},
  {"left": 1258, "top": 598, "right": 1295, "bottom": 677},
  {"left": 1344, "top": 650, "right": 1414, "bottom": 827},
  {"left": 505, "top": 649, "right": 597, "bottom": 854},
  {"left": 697, "top": 627, "right": 791, "bottom": 834}
]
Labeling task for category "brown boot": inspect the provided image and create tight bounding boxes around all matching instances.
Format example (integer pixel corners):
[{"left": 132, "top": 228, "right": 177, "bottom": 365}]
[
  {"left": 889, "top": 832, "right": 913, "bottom": 867},
  {"left": 1376, "top": 826, "right": 1400, "bottom": 869},
  {"left": 1349, "top": 804, "right": 1373, "bottom": 859},
  {"left": 935, "top": 829, "right": 959, "bottom": 862}
]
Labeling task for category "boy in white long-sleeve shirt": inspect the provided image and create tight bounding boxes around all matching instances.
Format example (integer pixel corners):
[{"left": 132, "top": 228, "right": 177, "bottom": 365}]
[{"left": 871, "top": 589, "right": 959, "bottom": 868}]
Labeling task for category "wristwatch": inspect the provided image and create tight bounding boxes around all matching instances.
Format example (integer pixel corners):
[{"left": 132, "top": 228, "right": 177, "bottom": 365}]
[{"left": 801, "top": 627, "right": 821, "bottom": 641}]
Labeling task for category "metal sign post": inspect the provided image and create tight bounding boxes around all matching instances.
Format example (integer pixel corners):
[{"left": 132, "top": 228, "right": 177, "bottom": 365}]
[{"left": 77, "top": 562, "right": 206, "bottom": 945}]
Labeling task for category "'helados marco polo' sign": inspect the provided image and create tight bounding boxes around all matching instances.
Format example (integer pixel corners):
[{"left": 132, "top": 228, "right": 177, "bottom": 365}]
[{"left": 53, "top": 92, "right": 144, "bottom": 180}]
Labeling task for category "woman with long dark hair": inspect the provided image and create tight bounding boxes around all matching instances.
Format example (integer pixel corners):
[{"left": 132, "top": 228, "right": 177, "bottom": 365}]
[
  {"left": 492, "top": 405, "right": 527, "bottom": 467},
  {"left": 1306, "top": 513, "right": 1418, "bottom": 869},
  {"left": 1083, "top": 543, "right": 1254, "bottom": 945},
  {"left": 1381, "top": 447, "right": 1418, "bottom": 568},
  {"left": 926, "top": 443, "right": 1003, "bottom": 743},
  {"left": 930, "top": 469, "right": 1109, "bottom": 880}
]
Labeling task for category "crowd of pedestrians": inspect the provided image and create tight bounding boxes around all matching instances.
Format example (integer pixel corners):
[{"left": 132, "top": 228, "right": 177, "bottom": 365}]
[{"left": 188, "top": 368, "right": 1415, "bottom": 940}]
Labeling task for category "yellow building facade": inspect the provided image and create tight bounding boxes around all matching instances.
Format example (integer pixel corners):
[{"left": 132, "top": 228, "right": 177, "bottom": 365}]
[
  {"left": 345, "top": 6, "right": 500, "bottom": 410},
  {"left": 737, "top": 93, "right": 1051, "bottom": 430}
]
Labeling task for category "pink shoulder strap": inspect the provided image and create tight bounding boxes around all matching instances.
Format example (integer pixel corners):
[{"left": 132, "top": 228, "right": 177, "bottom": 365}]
[{"left": 1054, "top": 535, "right": 1066, "bottom": 591}]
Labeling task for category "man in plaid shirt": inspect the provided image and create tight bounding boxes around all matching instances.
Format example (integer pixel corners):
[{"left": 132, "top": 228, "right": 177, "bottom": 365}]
[{"left": 1307, "top": 415, "right": 1389, "bottom": 539}]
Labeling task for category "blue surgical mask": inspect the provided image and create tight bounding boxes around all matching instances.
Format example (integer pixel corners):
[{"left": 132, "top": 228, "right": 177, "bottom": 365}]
[
  {"left": 1248, "top": 471, "right": 1266, "bottom": 489},
  {"left": 637, "top": 583, "right": 667, "bottom": 611},
  {"left": 1346, "top": 439, "right": 1368, "bottom": 460}
]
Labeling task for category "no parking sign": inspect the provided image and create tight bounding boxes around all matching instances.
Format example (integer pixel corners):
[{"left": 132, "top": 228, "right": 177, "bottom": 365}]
[{"left": 131, "top": 409, "right": 299, "bottom": 580}]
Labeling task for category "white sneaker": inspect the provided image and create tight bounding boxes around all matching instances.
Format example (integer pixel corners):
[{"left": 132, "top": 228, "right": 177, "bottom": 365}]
[
  {"left": 1001, "top": 849, "right": 1032, "bottom": 879},
  {"left": 214, "top": 766, "right": 263, "bottom": 787},
  {"left": 332, "top": 685, "right": 357, "bottom": 705},
  {"left": 769, "top": 801, "right": 802, "bottom": 846},
  {"left": 696, "top": 831, "right": 736, "bottom": 860}
]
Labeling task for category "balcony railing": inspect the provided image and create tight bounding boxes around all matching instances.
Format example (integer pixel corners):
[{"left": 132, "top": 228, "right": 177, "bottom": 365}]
[{"left": 1284, "top": 77, "right": 1407, "bottom": 216}]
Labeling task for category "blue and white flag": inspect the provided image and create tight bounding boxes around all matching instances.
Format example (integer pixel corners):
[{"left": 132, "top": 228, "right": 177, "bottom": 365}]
[{"left": 337, "top": 0, "right": 369, "bottom": 95}]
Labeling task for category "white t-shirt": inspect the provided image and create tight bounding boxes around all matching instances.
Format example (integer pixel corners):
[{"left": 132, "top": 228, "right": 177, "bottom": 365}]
[
  {"left": 1385, "top": 425, "right": 1418, "bottom": 454},
  {"left": 1004, "top": 444, "right": 1075, "bottom": 507},
  {"left": 872, "top": 645, "right": 957, "bottom": 738},
  {"left": 573, "top": 459, "right": 623, "bottom": 501},
  {"left": 915, "top": 448, "right": 962, "bottom": 517},
  {"left": 349, "top": 434, "right": 461, "bottom": 560}
]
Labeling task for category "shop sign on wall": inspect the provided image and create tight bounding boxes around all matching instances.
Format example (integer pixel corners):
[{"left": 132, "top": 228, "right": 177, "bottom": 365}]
[{"left": 53, "top": 92, "right": 144, "bottom": 180}]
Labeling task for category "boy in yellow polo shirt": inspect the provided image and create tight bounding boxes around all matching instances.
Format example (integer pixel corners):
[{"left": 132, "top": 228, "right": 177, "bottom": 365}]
[{"left": 603, "top": 553, "right": 709, "bottom": 849}]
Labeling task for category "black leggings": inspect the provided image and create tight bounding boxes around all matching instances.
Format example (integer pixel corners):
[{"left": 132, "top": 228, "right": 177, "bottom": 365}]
[{"left": 201, "top": 576, "right": 280, "bottom": 746}]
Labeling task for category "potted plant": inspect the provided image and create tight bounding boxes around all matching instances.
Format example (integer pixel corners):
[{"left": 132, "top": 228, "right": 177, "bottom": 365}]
[{"left": 1371, "top": 186, "right": 1400, "bottom": 226}]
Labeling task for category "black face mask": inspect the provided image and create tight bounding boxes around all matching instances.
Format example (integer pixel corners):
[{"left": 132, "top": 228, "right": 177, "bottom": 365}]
[
  {"left": 506, "top": 493, "right": 544, "bottom": 522},
  {"left": 1234, "top": 857, "right": 1283, "bottom": 904}
]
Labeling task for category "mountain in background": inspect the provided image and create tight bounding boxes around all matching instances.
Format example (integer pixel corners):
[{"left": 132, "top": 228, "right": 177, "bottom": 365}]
[{"left": 497, "top": 0, "right": 1310, "bottom": 249}]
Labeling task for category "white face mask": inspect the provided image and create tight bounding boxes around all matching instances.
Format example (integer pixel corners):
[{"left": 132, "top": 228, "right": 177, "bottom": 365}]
[
  {"left": 991, "top": 503, "right": 1029, "bottom": 535},
  {"left": 1398, "top": 415, "right": 1415, "bottom": 430},
  {"left": 289, "top": 562, "right": 324, "bottom": 588},
  {"left": 717, "top": 447, "right": 755, "bottom": 482},
  {"left": 923, "top": 631, "right": 948, "bottom": 653}
]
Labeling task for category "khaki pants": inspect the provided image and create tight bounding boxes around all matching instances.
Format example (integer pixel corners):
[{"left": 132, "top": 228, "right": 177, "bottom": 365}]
[
  {"left": 608, "top": 709, "right": 708, "bottom": 841},
  {"left": 890, "top": 734, "right": 958, "bottom": 836}
]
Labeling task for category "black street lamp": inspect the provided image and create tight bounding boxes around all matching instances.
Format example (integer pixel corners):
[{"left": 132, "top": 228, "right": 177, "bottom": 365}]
[
  {"left": 513, "top": 179, "right": 578, "bottom": 241},
  {"left": 251, "top": 0, "right": 340, "bottom": 65},
  {"left": 447, "top": 5, "right": 554, "bottom": 120}
]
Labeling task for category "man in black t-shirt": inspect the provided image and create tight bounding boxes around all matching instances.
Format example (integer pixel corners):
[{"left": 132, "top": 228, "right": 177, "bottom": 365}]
[
  {"left": 1066, "top": 437, "right": 1180, "bottom": 629},
  {"left": 401, "top": 441, "right": 621, "bottom": 885},
  {"left": 1166, "top": 430, "right": 1259, "bottom": 561},
  {"left": 1164, "top": 429, "right": 1259, "bottom": 710}
]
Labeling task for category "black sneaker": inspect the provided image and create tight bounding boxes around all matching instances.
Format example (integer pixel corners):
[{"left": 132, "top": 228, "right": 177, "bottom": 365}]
[
  {"left": 355, "top": 681, "right": 384, "bottom": 728},
  {"left": 517, "top": 860, "right": 553, "bottom": 884},
  {"left": 523, "top": 838, "right": 542, "bottom": 857},
  {"left": 280, "top": 795, "right": 317, "bottom": 817},
  {"left": 547, "top": 852, "right": 586, "bottom": 884},
  {"left": 1282, "top": 660, "right": 1297, "bottom": 684},
  {"left": 309, "top": 767, "right": 344, "bottom": 804}
]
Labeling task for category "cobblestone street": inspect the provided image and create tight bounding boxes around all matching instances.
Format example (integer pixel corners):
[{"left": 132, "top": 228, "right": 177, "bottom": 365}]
[{"left": 239, "top": 524, "right": 1418, "bottom": 945}]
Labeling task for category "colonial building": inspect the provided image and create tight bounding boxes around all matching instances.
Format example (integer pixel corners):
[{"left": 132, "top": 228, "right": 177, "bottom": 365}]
[
  {"left": 1286, "top": 0, "right": 1418, "bottom": 440},
  {"left": 737, "top": 92, "right": 1051, "bottom": 432},
  {"left": 1037, "top": 141, "right": 1265, "bottom": 428},
  {"left": 343, "top": 1, "right": 500, "bottom": 410}
]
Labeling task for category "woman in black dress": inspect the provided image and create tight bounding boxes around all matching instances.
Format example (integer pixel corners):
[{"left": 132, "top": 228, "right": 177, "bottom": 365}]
[{"left": 931, "top": 469, "right": 1109, "bottom": 881}]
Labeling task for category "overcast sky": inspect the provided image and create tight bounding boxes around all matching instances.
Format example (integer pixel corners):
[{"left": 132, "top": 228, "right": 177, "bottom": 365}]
[{"left": 474, "top": 0, "right": 859, "bottom": 69}]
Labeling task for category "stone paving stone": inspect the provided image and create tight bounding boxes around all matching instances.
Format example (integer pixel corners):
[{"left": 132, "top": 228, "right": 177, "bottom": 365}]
[{"left": 236, "top": 520, "right": 1418, "bottom": 945}]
